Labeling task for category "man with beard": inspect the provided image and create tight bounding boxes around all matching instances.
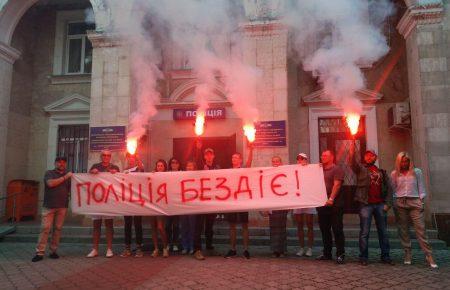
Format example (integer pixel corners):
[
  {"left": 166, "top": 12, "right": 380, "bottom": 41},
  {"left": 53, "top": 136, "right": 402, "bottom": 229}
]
[
  {"left": 350, "top": 144, "right": 394, "bottom": 266},
  {"left": 192, "top": 141, "right": 221, "bottom": 260},
  {"left": 32, "top": 157, "right": 72, "bottom": 262}
]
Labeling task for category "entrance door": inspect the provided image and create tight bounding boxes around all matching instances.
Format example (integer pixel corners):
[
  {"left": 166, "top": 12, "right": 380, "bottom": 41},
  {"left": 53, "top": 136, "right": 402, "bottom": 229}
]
[
  {"left": 173, "top": 135, "right": 237, "bottom": 169},
  {"left": 57, "top": 124, "right": 89, "bottom": 173},
  {"left": 318, "top": 117, "right": 366, "bottom": 214}
]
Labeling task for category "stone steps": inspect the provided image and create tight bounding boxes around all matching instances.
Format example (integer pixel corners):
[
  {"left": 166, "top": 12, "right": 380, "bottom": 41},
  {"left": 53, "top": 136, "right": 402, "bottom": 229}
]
[{"left": 1, "top": 224, "right": 447, "bottom": 250}]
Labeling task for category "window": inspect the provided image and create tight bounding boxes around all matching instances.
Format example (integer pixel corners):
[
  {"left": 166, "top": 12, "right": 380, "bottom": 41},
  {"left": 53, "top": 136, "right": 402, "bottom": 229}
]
[
  {"left": 57, "top": 125, "right": 89, "bottom": 173},
  {"left": 65, "top": 22, "right": 94, "bottom": 74}
]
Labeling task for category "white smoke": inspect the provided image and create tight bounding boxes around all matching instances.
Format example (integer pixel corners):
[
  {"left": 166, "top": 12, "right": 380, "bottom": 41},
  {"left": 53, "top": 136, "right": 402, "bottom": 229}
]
[
  {"left": 101, "top": 0, "right": 260, "bottom": 141},
  {"left": 99, "top": 0, "right": 394, "bottom": 140},
  {"left": 283, "top": 0, "right": 395, "bottom": 114}
]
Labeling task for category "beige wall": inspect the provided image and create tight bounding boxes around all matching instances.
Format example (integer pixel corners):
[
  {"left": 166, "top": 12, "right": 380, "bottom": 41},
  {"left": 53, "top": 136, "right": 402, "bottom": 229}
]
[{"left": 8, "top": 6, "right": 91, "bottom": 201}]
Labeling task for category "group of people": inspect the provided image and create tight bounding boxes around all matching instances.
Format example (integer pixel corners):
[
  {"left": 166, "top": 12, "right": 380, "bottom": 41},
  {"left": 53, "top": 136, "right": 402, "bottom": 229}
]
[{"left": 31, "top": 142, "right": 438, "bottom": 269}]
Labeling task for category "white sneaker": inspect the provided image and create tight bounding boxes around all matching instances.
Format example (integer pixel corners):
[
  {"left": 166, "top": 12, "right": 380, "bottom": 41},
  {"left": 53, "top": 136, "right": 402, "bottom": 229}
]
[
  {"left": 173, "top": 245, "right": 179, "bottom": 252},
  {"left": 106, "top": 248, "right": 114, "bottom": 258},
  {"left": 296, "top": 248, "right": 305, "bottom": 257},
  {"left": 86, "top": 249, "right": 98, "bottom": 258},
  {"left": 305, "top": 247, "right": 313, "bottom": 257}
]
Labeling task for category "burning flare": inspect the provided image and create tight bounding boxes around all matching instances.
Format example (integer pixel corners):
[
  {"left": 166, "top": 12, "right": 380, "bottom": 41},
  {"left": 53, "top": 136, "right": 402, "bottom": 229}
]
[
  {"left": 195, "top": 111, "right": 205, "bottom": 136},
  {"left": 243, "top": 124, "right": 256, "bottom": 143},
  {"left": 126, "top": 138, "right": 138, "bottom": 155},
  {"left": 345, "top": 113, "right": 361, "bottom": 136}
]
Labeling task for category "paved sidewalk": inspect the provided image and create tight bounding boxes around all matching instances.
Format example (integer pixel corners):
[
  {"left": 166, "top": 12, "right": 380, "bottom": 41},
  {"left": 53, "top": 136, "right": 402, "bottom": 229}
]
[{"left": 0, "top": 243, "right": 448, "bottom": 289}]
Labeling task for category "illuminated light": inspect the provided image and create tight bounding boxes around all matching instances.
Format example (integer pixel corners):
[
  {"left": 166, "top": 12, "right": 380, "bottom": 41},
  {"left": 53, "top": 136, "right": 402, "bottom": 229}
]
[
  {"left": 126, "top": 138, "right": 138, "bottom": 155},
  {"left": 195, "top": 111, "right": 205, "bottom": 136},
  {"left": 243, "top": 123, "right": 256, "bottom": 143},
  {"left": 345, "top": 113, "right": 361, "bottom": 136}
]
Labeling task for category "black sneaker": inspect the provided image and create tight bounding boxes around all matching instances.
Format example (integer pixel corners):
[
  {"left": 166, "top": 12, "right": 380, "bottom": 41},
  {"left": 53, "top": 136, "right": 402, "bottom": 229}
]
[
  {"left": 224, "top": 249, "right": 237, "bottom": 258},
  {"left": 381, "top": 258, "right": 395, "bottom": 265},
  {"left": 243, "top": 250, "right": 250, "bottom": 259},
  {"left": 316, "top": 254, "right": 332, "bottom": 261},
  {"left": 49, "top": 252, "right": 59, "bottom": 259},
  {"left": 32, "top": 255, "right": 43, "bottom": 262},
  {"left": 336, "top": 254, "right": 345, "bottom": 264}
]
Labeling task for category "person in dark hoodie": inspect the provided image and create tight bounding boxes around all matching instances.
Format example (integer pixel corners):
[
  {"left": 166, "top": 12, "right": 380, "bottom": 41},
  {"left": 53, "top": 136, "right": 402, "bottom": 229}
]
[{"left": 349, "top": 143, "right": 394, "bottom": 266}]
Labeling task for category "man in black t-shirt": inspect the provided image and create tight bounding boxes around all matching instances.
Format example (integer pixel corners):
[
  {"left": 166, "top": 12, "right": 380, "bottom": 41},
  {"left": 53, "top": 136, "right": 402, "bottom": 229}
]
[
  {"left": 32, "top": 156, "right": 72, "bottom": 262},
  {"left": 193, "top": 142, "right": 220, "bottom": 260},
  {"left": 86, "top": 149, "right": 120, "bottom": 258},
  {"left": 224, "top": 144, "right": 253, "bottom": 259},
  {"left": 316, "top": 150, "right": 345, "bottom": 264}
]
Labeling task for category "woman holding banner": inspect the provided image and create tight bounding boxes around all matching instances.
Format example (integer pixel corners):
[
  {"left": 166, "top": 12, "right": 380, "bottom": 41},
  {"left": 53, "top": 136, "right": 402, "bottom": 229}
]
[
  {"left": 120, "top": 153, "right": 145, "bottom": 258},
  {"left": 165, "top": 157, "right": 181, "bottom": 252},
  {"left": 151, "top": 159, "right": 170, "bottom": 258},
  {"left": 293, "top": 153, "right": 315, "bottom": 257},
  {"left": 261, "top": 156, "right": 288, "bottom": 258},
  {"left": 180, "top": 161, "right": 197, "bottom": 255}
]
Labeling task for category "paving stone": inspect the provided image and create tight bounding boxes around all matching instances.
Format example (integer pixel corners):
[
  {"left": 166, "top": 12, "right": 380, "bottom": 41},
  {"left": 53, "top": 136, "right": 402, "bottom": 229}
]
[{"left": 0, "top": 243, "right": 448, "bottom": 289}]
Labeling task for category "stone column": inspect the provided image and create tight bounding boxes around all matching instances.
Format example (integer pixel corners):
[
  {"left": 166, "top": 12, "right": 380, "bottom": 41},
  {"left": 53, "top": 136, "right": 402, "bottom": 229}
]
[
  {"left": 242, "top": 22, "right": 290, "bottom": 167},
  {"left": 397, "top": 3, "right": 450, "bottom": 218},
  {"left": 0, "top": 42, "right": 20, "bottom": 198},
  {"left": 87, "top": 32, "right": 131, "bottom": 170}
]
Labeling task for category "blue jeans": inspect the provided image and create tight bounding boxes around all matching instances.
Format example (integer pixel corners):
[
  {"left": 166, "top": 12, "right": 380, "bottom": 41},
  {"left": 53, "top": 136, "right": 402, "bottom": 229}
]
[
  {"left": 359, "top": 203, "right": 390, "bottom": 261},
  {"left": 180, "top": 215, "right": 196, "bottom": 251}
]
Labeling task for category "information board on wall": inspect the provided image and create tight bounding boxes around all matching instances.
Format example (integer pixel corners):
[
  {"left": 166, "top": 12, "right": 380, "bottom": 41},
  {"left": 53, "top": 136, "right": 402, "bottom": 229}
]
[
  {"left": 253, "top": 120, "right": 287, "bottom": 147},
  {"left": 89, "top": 126, "right": 126, "bottom": 151}
]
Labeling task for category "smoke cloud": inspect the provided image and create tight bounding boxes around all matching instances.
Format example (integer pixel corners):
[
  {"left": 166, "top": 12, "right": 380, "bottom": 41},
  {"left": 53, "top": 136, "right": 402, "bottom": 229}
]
[
  {"left": 283, "top": 0, "right": 395, "bottom": 114},
  {"left": 102, "top": 0, "right": 260, "bottom": 141},
  {"left": 99, "top": 0, "right": 394, "bottom": 140}
]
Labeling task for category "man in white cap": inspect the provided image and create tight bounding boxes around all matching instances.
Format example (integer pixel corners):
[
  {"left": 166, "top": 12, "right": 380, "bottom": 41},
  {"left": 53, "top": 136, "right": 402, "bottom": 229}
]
[{"left": 293, "top": 153, "right": 316, "bottom": 257}]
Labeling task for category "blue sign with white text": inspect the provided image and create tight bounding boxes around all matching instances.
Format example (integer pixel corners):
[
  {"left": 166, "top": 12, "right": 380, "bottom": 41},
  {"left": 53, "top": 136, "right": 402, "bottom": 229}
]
[
  {"left": 90, "top": 126, "right": 126, "bottom": 151},
  {"left": 253, "top": 120, "right": 287, "bottom": 147}
]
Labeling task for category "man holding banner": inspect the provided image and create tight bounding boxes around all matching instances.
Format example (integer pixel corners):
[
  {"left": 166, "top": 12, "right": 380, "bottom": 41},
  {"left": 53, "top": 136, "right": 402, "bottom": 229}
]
[
  {"left": 193, "top": 142, "right": 221, "bottom": 259},
  {"left": 86, "top": 149, "right": 120, "bottom": 258},
  {"left": 224, "top": 145, "right": 254, "bottom": 259},
  {"left": 316, "top": 150, "right": 345, "bottom": 264}
]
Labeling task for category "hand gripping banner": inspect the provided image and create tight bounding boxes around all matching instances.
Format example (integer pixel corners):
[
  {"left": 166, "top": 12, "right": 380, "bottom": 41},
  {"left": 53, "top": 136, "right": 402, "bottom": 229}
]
[{"left": 71, "top": 164, "right": 327, "bottom": 216}]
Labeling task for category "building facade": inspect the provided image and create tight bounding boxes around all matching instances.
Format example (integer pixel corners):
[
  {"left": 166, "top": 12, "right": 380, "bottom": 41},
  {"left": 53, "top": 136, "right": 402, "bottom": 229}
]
[{"left": 0, "top": 0, "right": 448, "bottom": 228}]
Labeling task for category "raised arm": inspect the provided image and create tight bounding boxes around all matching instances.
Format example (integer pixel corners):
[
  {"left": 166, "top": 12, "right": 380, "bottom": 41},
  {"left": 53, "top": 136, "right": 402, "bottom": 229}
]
[
  {"left": 245, "top": 143, "right": 254, "bottom": 168},
  {"left": 349, "top": 140, "right": 362, "bottom": 174},
  {"left": 193, "top": 140, "right": 204, "bottom": 169}
]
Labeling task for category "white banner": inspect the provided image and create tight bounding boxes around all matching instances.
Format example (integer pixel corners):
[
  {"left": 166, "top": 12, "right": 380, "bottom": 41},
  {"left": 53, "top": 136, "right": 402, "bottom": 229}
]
[{"left": 71, "top": 164, "right": 327, "bottom": 216}]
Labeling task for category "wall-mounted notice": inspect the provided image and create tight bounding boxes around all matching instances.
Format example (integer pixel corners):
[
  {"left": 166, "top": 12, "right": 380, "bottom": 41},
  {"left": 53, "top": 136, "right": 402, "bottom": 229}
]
[
  {"left": 90, "top": 126, "right": 126, "bottom": 151},
  {"left": 253, "top": 120, "right": 287, "bottom": 147}
]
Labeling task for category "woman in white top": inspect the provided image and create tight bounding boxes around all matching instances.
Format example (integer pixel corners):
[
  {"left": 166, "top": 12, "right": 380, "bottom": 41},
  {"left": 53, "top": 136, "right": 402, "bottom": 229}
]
[
  {"left": 391, "top": 152, "right": 437, "bottom": 268},
  {"left": 293, "top": 153, "right": 316, "bottom": 257}
]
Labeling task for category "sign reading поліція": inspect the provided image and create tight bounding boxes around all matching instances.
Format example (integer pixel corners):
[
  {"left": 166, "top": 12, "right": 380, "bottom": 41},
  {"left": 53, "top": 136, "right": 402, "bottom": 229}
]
[{"left": 173, "top": 108, "right": 226, "bottom": 120}]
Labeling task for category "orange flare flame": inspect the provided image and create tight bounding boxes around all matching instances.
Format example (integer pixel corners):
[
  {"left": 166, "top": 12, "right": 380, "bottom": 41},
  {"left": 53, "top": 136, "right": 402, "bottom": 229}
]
[
  {"left": 126, "top": 138, "right": 138, "bottom": 155},
  {"left": 195, "top": 111, "right": 205, "bottom": 136},
  {"left": 243, "top": 124, "right": 256, "bottom": 143},
  {"left": 345, "top": 113, "right": 361, "bottom": 136}
]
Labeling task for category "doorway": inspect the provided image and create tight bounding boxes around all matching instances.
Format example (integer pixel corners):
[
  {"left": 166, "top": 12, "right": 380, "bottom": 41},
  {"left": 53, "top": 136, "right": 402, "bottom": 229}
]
[
  {"left": 318, "top": 116, "right": 366, "bottom": 214},
  {"left": 173, "top": 135, "right": 237, "bottom": 169}
]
